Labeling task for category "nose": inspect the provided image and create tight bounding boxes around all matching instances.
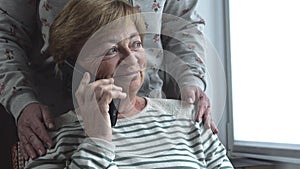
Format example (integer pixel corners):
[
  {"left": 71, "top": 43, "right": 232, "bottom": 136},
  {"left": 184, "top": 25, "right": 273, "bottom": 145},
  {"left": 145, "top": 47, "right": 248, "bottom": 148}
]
[{"left": 119, "top": 47, "right": 138, "bottom": 65}]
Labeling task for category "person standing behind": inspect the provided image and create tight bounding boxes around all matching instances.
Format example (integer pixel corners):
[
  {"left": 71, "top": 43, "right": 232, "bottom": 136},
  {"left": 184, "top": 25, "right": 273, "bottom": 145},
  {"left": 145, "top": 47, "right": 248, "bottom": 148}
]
[
  {"left": 0, "top": 0, "right": 217, "bottom": 162},
  {"left": 23, "top": 1, "right": 233, "bottom": 168}
]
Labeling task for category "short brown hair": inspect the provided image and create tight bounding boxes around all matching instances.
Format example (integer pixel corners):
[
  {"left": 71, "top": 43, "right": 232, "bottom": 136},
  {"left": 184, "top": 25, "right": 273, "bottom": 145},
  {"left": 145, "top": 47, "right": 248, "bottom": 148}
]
[{"left": 49, "top": 0, "right": 145, "bottom": 64}]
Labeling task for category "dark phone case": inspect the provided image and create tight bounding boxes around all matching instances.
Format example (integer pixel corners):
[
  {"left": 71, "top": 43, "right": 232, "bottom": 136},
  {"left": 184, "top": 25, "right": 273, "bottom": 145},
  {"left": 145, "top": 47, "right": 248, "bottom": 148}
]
[{"left": 109, "top": 99, "right": 120, "bottom": 126}]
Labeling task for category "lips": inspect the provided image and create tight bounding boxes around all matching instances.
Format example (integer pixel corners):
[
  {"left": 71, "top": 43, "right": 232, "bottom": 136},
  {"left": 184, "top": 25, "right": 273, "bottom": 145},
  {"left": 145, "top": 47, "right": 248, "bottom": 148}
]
[
  {"left": 114, "top": 70, "right": 141, "bottom": 78},
  {"left": 114, "top": 65, "right": 145, "bottom": 78}
]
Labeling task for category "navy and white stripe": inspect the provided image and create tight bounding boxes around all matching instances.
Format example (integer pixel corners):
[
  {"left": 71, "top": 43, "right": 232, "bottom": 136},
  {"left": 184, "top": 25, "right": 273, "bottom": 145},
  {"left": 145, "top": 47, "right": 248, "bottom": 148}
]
[{"left": 25, "top": 98, "right": 233, "bottom": 169}]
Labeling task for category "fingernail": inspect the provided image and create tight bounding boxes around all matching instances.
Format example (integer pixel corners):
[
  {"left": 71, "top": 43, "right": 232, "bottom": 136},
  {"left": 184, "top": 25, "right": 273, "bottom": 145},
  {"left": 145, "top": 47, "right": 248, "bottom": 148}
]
[
  {"left": 47, "top": 142, "right": 52, "bottom": 149},
  {"left": 213, "top": 129, "right": 219, "bottom": 134},
  {"left": 48, "top": 123, "right": 54, "bottom": 129},
  {"left": 38, "top": 149, "right": 43, "bottom": 156},
  {"left": 84, "top": 72, "right": 89, "bottom": 79},
  {"left": 187, "top": 97, "right": 193, "bottom": 104}
]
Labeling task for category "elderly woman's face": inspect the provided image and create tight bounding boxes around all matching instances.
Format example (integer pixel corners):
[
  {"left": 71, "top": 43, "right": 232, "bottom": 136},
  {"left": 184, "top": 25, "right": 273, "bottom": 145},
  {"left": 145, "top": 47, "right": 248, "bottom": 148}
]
[{"left": 78, "top": 23, "right": 146, "bottom": 93}]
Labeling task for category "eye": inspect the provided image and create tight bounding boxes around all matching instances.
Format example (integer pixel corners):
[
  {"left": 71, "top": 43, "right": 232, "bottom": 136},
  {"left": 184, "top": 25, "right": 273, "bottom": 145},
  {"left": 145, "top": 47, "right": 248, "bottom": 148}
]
[
  {"left": 106, "top": 46, "right": 119, "bottom": 56},
  {"left": 131, "top": 41, "right": 142, "bottom": 49},
  {"left": 104, "top": 46, "right": 119, "bottom": 59}
]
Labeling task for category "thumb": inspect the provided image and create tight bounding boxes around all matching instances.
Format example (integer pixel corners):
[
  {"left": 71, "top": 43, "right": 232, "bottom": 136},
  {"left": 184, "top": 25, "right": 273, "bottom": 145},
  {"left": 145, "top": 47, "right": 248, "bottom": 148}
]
[
  {"left": 82, "top": 72, "right": 90, "bottom": 85},
  {"left": 40, "top": 106, "right": 55, "bottom": 129},
  {"left": 181, "top": 87, "right": 196, "bottom": 104}
]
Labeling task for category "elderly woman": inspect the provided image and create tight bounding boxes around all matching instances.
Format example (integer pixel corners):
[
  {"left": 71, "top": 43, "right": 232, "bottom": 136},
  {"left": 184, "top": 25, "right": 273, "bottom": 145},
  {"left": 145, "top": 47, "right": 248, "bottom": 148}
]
[{"left": 23, "top": 0, "right": 233, "bottom": 168}]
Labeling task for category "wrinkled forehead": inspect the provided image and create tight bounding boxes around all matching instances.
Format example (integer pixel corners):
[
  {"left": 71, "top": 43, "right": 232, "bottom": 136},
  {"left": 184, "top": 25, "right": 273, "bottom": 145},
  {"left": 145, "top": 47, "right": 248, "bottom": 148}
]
[
  {"left": 96, "top": 24, "right": 139, "bottom": 45},
  {"left": 94, "top": 17, "right": 138, "bottom": 37},
  {"left": 79, "top": 20, "right": 139, "bottom": 56}
]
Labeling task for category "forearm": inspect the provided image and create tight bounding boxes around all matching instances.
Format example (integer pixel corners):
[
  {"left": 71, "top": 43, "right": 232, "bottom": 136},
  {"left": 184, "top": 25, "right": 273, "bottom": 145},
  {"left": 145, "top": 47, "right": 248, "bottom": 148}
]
[
  {"left": 162, "top": 45, "right": 206, "bottom": 91},
  {"left": 67, "top": 138, "right": 117, "bottom": 169},
  {"left": 162, "top": 0, "right": 207, "bottom": 91},
  {"left": 0, "top": 51, "right": 40, "bottom": 121},
  {"left": 0, "top": 0, "right": 40, "bottom": 121}
]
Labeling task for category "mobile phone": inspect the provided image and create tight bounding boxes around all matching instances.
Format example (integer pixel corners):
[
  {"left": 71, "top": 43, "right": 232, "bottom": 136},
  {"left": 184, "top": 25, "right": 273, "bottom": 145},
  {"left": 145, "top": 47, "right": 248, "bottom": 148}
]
[
  {"left": 109, "top": 99, "right": 120, "bottom": 126},
  {"left": 64, "top": 60, "right": 120, "bottom": 126}
]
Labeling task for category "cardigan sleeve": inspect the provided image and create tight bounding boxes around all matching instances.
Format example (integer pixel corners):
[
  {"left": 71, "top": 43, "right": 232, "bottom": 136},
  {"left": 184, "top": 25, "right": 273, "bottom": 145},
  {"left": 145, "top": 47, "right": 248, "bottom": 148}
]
[
  {"left": 161, "top": 0, "right": 207, "bottom": 91},
  {"left": 0, "top": 0, "right": 40, "bottom": 121}
]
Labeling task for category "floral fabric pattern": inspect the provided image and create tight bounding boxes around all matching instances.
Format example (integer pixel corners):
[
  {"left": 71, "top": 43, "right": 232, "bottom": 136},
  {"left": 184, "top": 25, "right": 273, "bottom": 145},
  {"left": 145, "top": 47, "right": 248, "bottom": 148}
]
[{"left": 0, "top": 0, "right": 207, "bottom": 120}]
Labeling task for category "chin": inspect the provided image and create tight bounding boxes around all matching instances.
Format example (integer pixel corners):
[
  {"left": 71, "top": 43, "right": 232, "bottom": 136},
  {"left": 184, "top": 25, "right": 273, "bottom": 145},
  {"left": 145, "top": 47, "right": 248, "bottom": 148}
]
[
  {"left": 128, "top": 71, "right": 144, "bottom": 94},
  {"left": 114, "top": 71, "right": 144, "bottom": 94}
]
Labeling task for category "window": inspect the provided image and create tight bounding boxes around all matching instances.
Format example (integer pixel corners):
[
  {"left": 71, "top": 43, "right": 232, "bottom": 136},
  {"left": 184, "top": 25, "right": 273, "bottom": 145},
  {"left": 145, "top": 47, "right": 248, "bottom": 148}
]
[{"left": 227, "top": 0, "right": 300, "bottom": 163}]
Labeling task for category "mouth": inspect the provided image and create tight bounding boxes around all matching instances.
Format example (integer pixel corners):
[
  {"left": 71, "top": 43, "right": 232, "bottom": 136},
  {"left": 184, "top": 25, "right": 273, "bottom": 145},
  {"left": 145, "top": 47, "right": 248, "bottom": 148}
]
[
  {"left": 113, "top": 66, "right": 145, "bottom": 79},
  {"left": 113, "top": 70, "right": 141, "bottom": 79}
]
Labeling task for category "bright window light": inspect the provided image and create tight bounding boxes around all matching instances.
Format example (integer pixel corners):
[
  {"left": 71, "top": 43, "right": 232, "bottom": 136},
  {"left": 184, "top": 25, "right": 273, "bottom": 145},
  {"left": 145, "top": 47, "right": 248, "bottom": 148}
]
[{"left": 230, "top": 0, "right": 300, "bottom": 145}]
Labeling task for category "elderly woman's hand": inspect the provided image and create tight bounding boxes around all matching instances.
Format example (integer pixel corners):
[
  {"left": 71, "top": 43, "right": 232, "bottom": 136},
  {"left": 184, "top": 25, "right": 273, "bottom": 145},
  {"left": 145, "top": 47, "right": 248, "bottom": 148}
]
[
  {"left": 181, "top": 86, "right": 218, "bottom": 134},
  {"left": 75, "top": 73, "right": 126, "bottom": 141}
]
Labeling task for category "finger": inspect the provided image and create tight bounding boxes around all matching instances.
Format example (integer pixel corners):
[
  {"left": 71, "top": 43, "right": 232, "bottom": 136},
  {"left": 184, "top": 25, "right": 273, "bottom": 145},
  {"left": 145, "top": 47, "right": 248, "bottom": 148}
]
[
  {"left": 196, "top": 98, "right": 206, "bottom": 120},
  {"left": 196, "top": 110, "right": 201, "bottom": 122},
  {"left": 210, "top": 120, "right": 219, "bottom": 134},
  {"left": 197, "top": 93, "right": 211, "bottom": 118},
  {"left": 23, "top": 140, "right": 37, "bottom": 160},
  {"left": 109, "top": 84, "right": 123, "bottom": 92},
  {"left": 95, "top": 85, "right": 125, "bottom": 97},
  {"left": 19, "top": 129, "right": 37, "bottom": 159},
  {"left": 24, "top": 124, "right": 48, "bottom": 156},
  {"left": 18, "top": 118, "right": 45, "bottom": 159},
  {"left": 82, "top": 72, "right": 91, "bottom": 85},
  {"left": 85, "top": 82, "right": 98, "bottom": 102},
  {"left": 182, "top": 88, "right": 196, "bottom": 104},
  {"left": 19, "top": 135, "right": 29, "bottom": 161},
  {"left": 97, "top": 84, "right": 127, "bottom": 101},
  {"left": 40, "top": 106, "right": 55, "bottom": 130},
  {"left": 98, "top": 89, "right": 113, "bottom": 110},
  {"left": 85, "top": 79, "right": 114, "bottom": 101},
  {"left": 93, "top": 82, "right": 125, "bottom": 102},
  {"left": 203, "top": 107, "right": 212, "bottom": 129},
  {"left": 76, "top": 72, "right": 91, "bottom": 103},
  {"left": 94, "top": 84, "right": 122, "bottom": 96},
  {"left": 91, "top": 78, "right": 114, "bottom": 87},
  {"left": 113, "top": 90, "right": 127, "bottom": 99},
  {"left": 29, "top": 117, "right": 53, "bottom": 149},
  {"left": 77, "top": 72, "right": 91, "bottom": 92}
]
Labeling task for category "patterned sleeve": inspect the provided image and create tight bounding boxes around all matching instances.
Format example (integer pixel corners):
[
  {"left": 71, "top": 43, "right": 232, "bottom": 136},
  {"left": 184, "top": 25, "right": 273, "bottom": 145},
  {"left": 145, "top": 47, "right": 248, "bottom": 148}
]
[
  {"left": 161, "top": 0, "right": 207, "bottom": 91},
  {"left": 0, "top": 0, "right": 39, "bottom": 121},
  {"left": 67, "top": 138, "right": 117, "bottom": 169}
]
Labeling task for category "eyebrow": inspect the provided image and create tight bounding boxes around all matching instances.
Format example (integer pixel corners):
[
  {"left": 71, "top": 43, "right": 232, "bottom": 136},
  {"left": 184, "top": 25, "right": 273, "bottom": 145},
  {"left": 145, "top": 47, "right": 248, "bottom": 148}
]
[
  {"left": 106, "top": 32, "right": 140, "bottom": 44},
  {"left": 128, "top": 32, "right": 140, "bottom": 40},
  {"left": 93, "top": 32, "right": 141, "bottom": 57}
]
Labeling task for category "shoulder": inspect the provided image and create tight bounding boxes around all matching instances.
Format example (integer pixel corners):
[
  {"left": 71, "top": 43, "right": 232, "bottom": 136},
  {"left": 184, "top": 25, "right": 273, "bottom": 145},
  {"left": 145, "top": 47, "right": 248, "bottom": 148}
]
[
  {"left": 53, "top": 110, "right": 79, "bottom": 128},
  {"left": 146, "top": 98, "right": 195, "bottom": 119},
  {"left": 51, "top": 110, "right": 85, "bottom": 145}
]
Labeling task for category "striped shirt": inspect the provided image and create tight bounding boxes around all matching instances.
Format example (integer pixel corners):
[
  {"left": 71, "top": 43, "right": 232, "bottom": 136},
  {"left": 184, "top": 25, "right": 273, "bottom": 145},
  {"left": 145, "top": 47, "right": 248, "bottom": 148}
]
[{"left": 25, "top": 98, "right": 233, "bottom": 169}]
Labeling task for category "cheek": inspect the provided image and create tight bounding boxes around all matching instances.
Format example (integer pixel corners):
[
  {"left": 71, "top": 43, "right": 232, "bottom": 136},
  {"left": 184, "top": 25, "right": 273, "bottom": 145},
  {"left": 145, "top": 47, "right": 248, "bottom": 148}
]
[
  {"left": 139, "top": 52, "right": 147, "bottom": 67},
  {"left": 96, "top": 61, "right": 117, "bottom": 79},
  {"left": 141, "top": 69, "right": 146, "bottom": 80}
]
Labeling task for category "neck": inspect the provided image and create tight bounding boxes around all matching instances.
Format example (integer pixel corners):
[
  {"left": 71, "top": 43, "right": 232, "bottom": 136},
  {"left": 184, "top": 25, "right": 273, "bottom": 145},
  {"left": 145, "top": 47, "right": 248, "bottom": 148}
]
[
  {"left": 118, "top": 96, "right": 146, "bottom": 119},
  {"left": 134, "top": 97, "right": 146, "bottom": 111}
]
